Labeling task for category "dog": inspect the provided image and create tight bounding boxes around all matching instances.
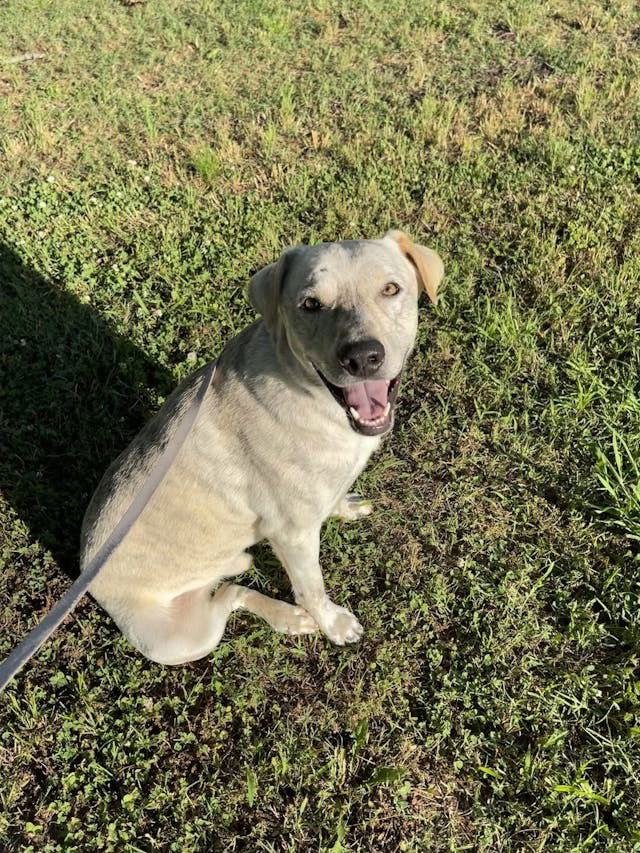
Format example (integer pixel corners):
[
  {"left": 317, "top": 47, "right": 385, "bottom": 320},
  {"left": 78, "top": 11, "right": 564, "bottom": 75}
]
[{"left": 79, "top": 230, "right": 443, "bottom": 664}]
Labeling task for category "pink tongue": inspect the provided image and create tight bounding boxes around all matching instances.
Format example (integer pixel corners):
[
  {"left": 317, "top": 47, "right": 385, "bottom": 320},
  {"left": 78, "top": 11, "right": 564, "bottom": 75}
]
[{"left": 343, "top": 380, "right": 389, "bottom": 421}]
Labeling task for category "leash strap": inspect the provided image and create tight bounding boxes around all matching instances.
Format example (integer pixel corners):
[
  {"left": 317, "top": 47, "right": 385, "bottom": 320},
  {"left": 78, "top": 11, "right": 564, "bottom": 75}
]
[{"left": 0, "top": 360, "right": 217, "bottom": 692}]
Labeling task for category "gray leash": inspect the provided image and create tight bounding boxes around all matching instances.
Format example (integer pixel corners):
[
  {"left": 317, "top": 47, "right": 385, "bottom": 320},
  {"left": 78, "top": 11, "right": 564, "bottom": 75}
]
[{"left": 0, "top": 360, "right": 217, "bottom": 693}]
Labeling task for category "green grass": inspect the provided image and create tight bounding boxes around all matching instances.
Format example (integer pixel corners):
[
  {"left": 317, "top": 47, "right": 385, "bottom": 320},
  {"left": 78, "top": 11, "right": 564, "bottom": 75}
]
[{"left": 1, "top": 0, "right": 640, "bottom": 849}]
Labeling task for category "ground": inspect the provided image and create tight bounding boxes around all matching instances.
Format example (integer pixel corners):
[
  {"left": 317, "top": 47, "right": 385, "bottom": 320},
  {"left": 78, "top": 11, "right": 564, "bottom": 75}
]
[{"left": 1, "top": 0, "right": 640, "bottom": 850}]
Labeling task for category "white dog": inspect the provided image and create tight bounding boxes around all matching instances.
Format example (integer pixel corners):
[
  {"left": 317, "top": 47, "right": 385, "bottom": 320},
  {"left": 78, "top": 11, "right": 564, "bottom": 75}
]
[{"left": 80, "top": 231, "right": 443, "bottom": 664}]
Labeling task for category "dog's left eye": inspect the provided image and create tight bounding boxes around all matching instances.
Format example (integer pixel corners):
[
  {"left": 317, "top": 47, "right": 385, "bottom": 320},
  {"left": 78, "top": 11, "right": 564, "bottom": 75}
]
[
  {"left": 301, "top": 297, "right": 322, "bottom": 312},
  {"left": 382, "top": 282, "right": 400, "bottom": 297}
]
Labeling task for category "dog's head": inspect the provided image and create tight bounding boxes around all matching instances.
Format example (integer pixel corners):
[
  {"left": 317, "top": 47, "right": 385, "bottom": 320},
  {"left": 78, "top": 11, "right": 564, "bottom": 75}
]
[{"left": 248, "top": 231, "right": 444, "bottom": 436}]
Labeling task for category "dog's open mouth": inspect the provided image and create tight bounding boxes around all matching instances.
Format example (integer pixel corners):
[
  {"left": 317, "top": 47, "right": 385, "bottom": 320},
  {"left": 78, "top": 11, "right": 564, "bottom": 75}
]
[{"left": 315, "top": 369, "right": 401, "bottom": 436}]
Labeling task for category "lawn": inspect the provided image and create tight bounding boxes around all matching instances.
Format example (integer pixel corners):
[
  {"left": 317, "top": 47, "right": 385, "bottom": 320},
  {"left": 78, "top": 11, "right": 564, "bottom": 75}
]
[{"left": 1, "top": 0, "right": 640, "bottom": 849}]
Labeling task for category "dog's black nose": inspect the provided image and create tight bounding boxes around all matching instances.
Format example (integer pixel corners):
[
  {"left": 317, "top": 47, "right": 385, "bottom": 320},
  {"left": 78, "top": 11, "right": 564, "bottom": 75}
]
[{"left": 338, "top": 339, "right": 385, "bottom": 377}]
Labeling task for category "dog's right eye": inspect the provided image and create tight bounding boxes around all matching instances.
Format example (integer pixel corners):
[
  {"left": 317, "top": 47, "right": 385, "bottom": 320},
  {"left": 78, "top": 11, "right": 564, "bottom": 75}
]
[{"left": 301, "top": 297, "right": 322, "bottom": 312}]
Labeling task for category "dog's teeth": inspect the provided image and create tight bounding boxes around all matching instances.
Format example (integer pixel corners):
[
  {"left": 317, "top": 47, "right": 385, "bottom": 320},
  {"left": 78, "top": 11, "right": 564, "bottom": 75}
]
[
  {"left": 349, "top": 407, "right": 360, "bottom": 422},
  {"left": 357, "top": 409, "right": 392, "bottom": 428}
]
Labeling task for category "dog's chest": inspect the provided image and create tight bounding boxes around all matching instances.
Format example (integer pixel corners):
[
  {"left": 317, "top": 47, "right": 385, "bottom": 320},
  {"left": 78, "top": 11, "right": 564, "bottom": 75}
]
[
  {"left": 268, "top": 425, "right": 378, "bottom": 524},
  {"left": 199, "top": 360, "right": 382, "bottom": 530}
]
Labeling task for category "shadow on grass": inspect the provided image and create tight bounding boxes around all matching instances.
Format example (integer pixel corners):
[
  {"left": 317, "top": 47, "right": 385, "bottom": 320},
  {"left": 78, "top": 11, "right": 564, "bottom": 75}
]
[{"left": 0, "top": 242, "right": 175, "bottom": 576}]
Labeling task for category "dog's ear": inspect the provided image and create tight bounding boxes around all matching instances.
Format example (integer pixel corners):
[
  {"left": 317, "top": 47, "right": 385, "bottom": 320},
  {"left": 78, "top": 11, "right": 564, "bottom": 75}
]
[
  {"left": 248, "top": 247, "right": 300, "bottom": 331},
  {"left": 383, "top": 230, "right": 444, "bottom": 305}
]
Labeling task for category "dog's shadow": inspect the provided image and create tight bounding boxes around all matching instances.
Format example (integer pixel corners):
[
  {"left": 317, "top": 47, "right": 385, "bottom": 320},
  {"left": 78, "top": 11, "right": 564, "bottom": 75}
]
[{"left": 0, "top": 242, "right": 176, "bottom": 577}]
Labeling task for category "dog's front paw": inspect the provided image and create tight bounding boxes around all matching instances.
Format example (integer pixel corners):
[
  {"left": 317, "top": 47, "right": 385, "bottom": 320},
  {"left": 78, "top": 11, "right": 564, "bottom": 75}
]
[
  {"left": 314, "top": 600, "right": 364, "bottom": 645},
  {"left": 333, "top": 493, "right": 373, "bottom": 522}
]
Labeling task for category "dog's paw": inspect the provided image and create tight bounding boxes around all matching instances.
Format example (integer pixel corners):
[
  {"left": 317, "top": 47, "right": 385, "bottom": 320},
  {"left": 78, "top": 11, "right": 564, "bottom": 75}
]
[
  {"left": 315, "top": 600, "right": 364, "bottom": 645},
  {"left": 271, "top": 605, "right": 318, "bottom": 636},
  {"left": 333, "top": 493, "right": 373, "bottom": 521}
]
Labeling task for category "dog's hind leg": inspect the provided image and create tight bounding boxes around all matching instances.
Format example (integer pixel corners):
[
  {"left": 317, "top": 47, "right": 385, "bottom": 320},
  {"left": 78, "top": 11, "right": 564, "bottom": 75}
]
[
  {"left": 332, "top": 492, "right": 373, "bottom": 521},
  {"left": 119, "top": 582, "right": 318, "bottom": 666}
]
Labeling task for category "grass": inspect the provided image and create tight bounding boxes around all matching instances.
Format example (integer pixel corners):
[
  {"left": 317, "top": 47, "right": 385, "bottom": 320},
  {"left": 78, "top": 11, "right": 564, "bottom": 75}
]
[{"left": 1, "top": 0, "right": 640, "bottom": 849}]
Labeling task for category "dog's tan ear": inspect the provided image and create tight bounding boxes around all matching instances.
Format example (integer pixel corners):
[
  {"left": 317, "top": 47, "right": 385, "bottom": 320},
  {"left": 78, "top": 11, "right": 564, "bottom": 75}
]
[
  {"left": 384, "top": 230, "right": 444, "bottom": 305},
  {"left": 248, "top": 247, "right": 300, "bottom": 331}
]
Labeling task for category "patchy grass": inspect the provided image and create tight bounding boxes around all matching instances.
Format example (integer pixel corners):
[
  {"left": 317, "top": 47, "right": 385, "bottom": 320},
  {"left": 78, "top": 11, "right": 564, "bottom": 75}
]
[{"left": 1, "top": 0, "right": 640, "bottom": 850}]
